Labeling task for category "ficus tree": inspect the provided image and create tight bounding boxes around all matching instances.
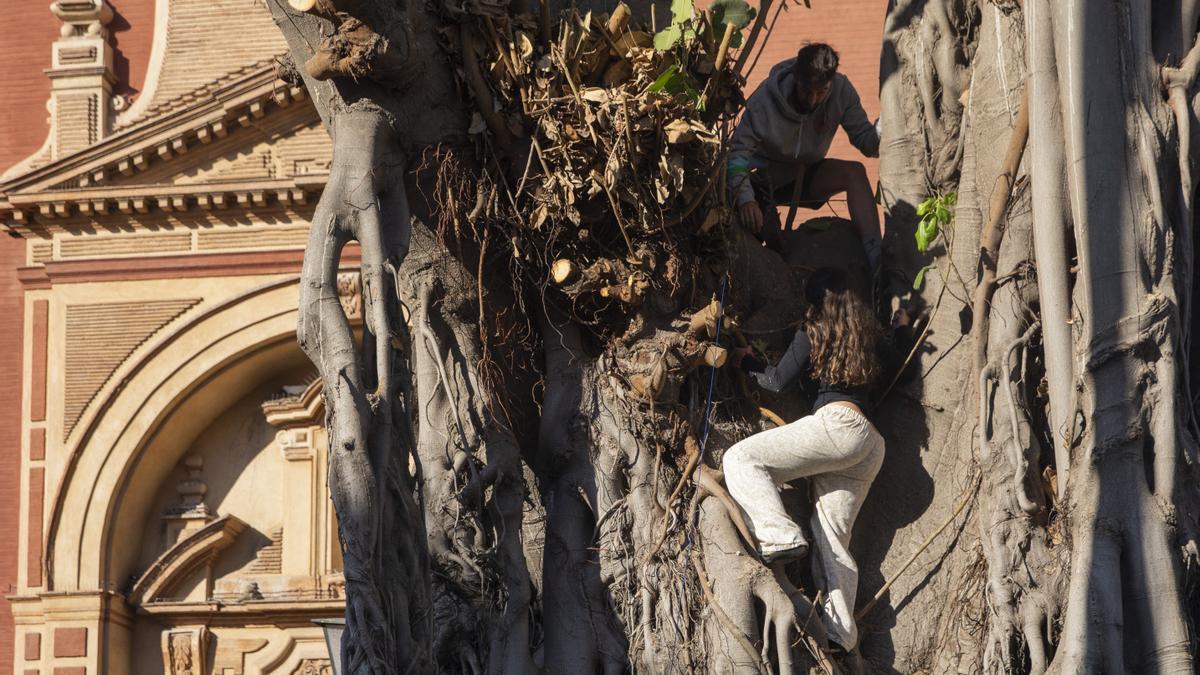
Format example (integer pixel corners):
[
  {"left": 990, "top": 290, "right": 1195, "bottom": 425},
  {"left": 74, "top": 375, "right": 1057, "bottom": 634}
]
[{"left": 267, "top": 0, "right": 1200, "bottom": 672}]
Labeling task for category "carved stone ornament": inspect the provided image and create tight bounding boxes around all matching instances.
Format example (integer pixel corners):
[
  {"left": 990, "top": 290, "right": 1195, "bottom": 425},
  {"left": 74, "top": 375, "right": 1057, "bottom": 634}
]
[
  {"left": 170, "top": 633, "right": 193, "bottom": 674},
  {"left": 162, "top": 454, "right": 215, "bottom": 549},
  {"left": 161, "top": 627, "right": 207, "bottom": 675},
  {"left": 337, "top": 271, "right": 362, "bottom": 320},
  {"left": 293, "top": 659, "right": 334, "bottom": 675}
]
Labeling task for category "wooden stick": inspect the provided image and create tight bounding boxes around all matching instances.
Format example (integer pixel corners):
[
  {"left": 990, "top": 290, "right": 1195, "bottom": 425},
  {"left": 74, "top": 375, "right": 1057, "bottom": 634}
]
[
  {"left": 714, "top": 20, "right": 737, "bottom": 73},
  {"left": 758, "top": 406, "right": 786, "bottom": 428},
  {"left": 698, "top": 21, "right": 737, "bottom": 109},
  {"left": 855, "top": 472, "right": 981, "bottom": 621},
  {"left": 606, "top": 2, "right": 631, "bottom": 35}
]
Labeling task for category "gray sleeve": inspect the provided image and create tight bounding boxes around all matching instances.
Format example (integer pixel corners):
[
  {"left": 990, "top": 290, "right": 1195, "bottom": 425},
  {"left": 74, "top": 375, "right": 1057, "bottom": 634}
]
[
  {"left": 728, "top": 105, "right": 763, "bottom": 206},
  {"left": 839, "top": 79, "right": 880, "bottom": 159},
  {"left": 751, "top": 330, "right": 812, "bottom": 393}
]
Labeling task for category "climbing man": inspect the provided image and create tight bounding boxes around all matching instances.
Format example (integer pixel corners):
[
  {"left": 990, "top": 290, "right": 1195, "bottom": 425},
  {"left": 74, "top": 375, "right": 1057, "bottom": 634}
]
[{"left": 728, "top": 43, "right": 882, "bottom": 270}]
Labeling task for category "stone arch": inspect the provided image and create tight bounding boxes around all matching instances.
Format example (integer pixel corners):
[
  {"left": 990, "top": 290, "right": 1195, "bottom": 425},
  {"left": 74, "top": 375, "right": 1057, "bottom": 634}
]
[{"left": 45, "top": 276, "right": 309, "bottom": 594}]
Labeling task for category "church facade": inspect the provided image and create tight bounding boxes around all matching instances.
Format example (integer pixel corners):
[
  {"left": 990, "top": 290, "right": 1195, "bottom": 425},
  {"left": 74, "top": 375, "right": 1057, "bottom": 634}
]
[
  {"left": 0, "top": 0, "right": 345, "bottom": 671},
  {"left": 0, "top": 1, "right": 883, "bottom": 673}
]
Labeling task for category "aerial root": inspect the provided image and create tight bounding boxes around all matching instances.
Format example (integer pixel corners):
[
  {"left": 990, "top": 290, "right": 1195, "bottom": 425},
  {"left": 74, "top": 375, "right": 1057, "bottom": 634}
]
[
  {"left": 694, "top": 466, "right": 759, "bottom": 552},
  {"left": 690, "top": 547, "right": 772, "bottom": 675}
]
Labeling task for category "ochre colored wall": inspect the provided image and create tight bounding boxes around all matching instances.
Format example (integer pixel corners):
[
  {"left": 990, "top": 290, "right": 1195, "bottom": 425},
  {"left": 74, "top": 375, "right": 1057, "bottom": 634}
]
[{"left": 0, "top": 0, "right": 156, "bottom": 174}]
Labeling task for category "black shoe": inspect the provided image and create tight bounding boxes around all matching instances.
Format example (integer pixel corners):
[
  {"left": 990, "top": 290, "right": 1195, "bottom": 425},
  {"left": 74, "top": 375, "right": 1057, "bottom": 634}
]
[{"left": 761, "top": 541, "right": 810, "bottom": 565}]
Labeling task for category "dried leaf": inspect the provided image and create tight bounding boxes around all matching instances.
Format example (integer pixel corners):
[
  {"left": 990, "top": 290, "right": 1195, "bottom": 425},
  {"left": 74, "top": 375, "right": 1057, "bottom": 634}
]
[
  {"left": 516, "top": 31, "right": 535, "bottom": 59},
  {"left": 664, "top": 119, "right": 696, "bottom": 143},
  {"left": 532, "top": 203, "right": 549, "bottom": 229},
  {"left": 582, "top": 87, "right": 611, "bottom": 104}
]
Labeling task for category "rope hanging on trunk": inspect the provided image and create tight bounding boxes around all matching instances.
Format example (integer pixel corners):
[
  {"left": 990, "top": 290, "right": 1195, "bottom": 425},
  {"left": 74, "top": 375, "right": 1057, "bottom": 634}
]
[{"left": 699, "top": 276, "right": 729, "bottom": 457}]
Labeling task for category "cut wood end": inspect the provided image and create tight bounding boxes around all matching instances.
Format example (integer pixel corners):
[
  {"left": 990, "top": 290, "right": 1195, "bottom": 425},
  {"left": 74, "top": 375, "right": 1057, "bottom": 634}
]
[
  {"left": 288, "top": 0, "right": 318, "bottom": 12},
  {"left": 704, "top": 346, "right": 727, "bottom": 368},
  {"left": 687, "top": 298, "right": 722, "bottom": 337},
  {"left": 607, "top": 2, "right": 631, "bottom": 34},
  {"left": 551, "top": 259, "right": 578, "bottom": 284}
]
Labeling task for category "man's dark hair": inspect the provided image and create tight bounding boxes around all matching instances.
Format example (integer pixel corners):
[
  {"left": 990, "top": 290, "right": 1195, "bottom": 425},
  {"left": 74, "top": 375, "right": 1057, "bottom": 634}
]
[{"left": 794, "top": 43, "right": 839, "bottom": 86}]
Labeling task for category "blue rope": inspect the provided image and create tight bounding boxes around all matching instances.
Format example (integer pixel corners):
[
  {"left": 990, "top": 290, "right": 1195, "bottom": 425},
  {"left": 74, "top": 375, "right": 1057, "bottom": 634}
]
[
  {"left": 699, "top": 276, "right": 729, "bottom": 455},
  {"left": 688, "top": 276, "right": 729, "bottom": 541}
]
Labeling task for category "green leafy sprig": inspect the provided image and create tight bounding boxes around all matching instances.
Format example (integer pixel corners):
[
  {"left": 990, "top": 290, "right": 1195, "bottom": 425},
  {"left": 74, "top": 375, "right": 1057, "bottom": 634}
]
[{"left": 913, "top": 191, "right": 956, "bottom": 289}]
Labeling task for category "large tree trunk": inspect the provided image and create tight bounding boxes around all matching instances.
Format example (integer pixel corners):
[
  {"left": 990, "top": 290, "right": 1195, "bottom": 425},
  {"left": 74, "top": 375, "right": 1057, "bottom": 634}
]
[
  {"left": 875, "top": 0, "right": 1200, "bottom": 672},
  {"left": 268, "top": 0, "right": 1200, "bottom": 671}
]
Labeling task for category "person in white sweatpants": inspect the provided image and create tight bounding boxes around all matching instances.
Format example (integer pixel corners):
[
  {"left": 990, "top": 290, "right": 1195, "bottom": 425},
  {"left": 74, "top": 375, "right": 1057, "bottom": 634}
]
[
  {"left": 725, "top": 267, "right": 911, "bottom": 651},
  {"left": 724, "top": 403, "right": 885, "bottom": 650}
]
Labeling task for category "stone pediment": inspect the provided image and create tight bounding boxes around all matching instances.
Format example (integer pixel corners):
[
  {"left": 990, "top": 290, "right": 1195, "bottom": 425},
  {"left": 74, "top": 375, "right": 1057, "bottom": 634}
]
[
  {"left": 131, "top": 514, "right": 249, "bottom": 606},
  {"left": 0, "top": 64, "right": 330, "bottom": 236}
]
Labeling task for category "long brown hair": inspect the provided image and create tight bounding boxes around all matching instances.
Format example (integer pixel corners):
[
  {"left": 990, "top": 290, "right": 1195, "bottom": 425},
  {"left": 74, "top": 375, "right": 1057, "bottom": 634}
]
[{"left": 803, "top": 268, "right": 880, "bottom": 387}]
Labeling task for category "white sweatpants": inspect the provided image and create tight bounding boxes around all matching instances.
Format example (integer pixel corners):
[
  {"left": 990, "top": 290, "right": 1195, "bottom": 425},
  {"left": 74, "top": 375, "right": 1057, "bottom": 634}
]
[{"left": 723, "top": 403, "right": 885, "bottom": 649}]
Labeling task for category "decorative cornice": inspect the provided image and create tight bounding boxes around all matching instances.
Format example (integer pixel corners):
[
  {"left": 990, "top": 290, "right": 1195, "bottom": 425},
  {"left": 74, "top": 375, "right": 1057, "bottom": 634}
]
[
  {"left": 2, "top": 176, "right": 324, "bottom": 235},
  {"left": 262, "top": 378, "right": 324, "bottom": 429},
  {"left": 136, "top": 598, "right": 344, "bottom": 626},
  {"left": 0, "top": 64, "right": 311, "bottom": 231}
]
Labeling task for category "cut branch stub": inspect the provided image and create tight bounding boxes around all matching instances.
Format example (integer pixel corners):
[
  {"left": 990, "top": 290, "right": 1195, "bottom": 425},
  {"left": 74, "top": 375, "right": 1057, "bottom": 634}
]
[
  {"left": 551, "top": 259, "right": 579, "bottom": 284},
  {"left": 307, "top": 18, "right": 410, "bottom": 83},
  {"left": 687, "top": 298, "right": 727, "bottom": 338},
  {"left": 557, "top": 257, "right": 653, "bottom": 305}
]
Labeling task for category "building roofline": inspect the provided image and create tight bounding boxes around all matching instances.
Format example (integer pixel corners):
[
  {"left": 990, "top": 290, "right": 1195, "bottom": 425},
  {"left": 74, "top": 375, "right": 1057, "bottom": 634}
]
[{"left": 0, "top": 61, "right": 312, "bottom": 235}]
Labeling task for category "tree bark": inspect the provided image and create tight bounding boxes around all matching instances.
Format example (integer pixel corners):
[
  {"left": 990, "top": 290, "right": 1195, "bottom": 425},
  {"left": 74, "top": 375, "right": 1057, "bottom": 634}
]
[{"left": 266, "top": 0, "right": 1200, "bottom": 670}]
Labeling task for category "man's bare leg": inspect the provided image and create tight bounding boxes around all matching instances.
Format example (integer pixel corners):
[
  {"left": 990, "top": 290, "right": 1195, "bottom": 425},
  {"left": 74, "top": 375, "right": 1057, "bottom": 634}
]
[{"left": 801, "top": 159, "right": 882, "bottom": 270}]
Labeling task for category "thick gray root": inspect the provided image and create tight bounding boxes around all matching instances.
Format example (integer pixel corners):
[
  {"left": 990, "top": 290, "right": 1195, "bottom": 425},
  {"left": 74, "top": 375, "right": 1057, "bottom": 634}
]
[{"left": 296, "top": 107, "right": 433, "bottom": 672}]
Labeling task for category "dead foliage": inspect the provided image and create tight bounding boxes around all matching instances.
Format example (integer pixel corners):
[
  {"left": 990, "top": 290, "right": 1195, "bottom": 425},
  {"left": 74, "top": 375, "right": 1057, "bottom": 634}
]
[{"left": 431, "top": 1, "right": 749, "bottom": 339}]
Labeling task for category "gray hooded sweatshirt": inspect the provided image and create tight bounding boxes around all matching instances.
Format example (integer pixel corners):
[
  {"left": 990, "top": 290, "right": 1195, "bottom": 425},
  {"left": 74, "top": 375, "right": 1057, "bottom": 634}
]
[{"left": 728, "top": 58, "right": 879, "bottom": 207}]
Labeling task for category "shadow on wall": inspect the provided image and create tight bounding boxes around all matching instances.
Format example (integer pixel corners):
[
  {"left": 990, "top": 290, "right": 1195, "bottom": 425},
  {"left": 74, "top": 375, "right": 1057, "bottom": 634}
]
[{"left": 130, "top": 371, "right": 318, "bottom": 594}]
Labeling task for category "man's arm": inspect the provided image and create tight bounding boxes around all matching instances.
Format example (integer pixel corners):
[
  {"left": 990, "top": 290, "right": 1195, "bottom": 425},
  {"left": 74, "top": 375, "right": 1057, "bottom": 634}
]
[
  {"left": 839, "top": 78, "right": 880, "bottom": 158},
  {"left": 728, "top": 107, "right": 763, "bottom": 208}
]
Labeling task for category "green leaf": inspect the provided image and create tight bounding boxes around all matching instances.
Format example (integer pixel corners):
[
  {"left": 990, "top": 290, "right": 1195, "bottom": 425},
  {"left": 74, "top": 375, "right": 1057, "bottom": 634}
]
[
  {"left": 915, "top": 216, "right": 939, "bottom": 252},
  {"left": 916, "top": 197, "right": 935, "bottom": 216},
  {"left": 943, "top": 191, "right": 957, "bottom": 206},
  {"left": 646, "top": 64, "right": 702, "bottom": 107},
  {"left": 653, "top": 24, "right": 684, "bottom": 50},
  {"left": 710, "top": 0, "right": 756, "bottom": 48},
  {"left": 913, "top": 264, "right": 934, "bottom": 290},
  {"left": 648, "top": 64, "right": 681, "bottom": 92},
  {"left": 653, "top": 0, "right": 695, "bottom": 50}
]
